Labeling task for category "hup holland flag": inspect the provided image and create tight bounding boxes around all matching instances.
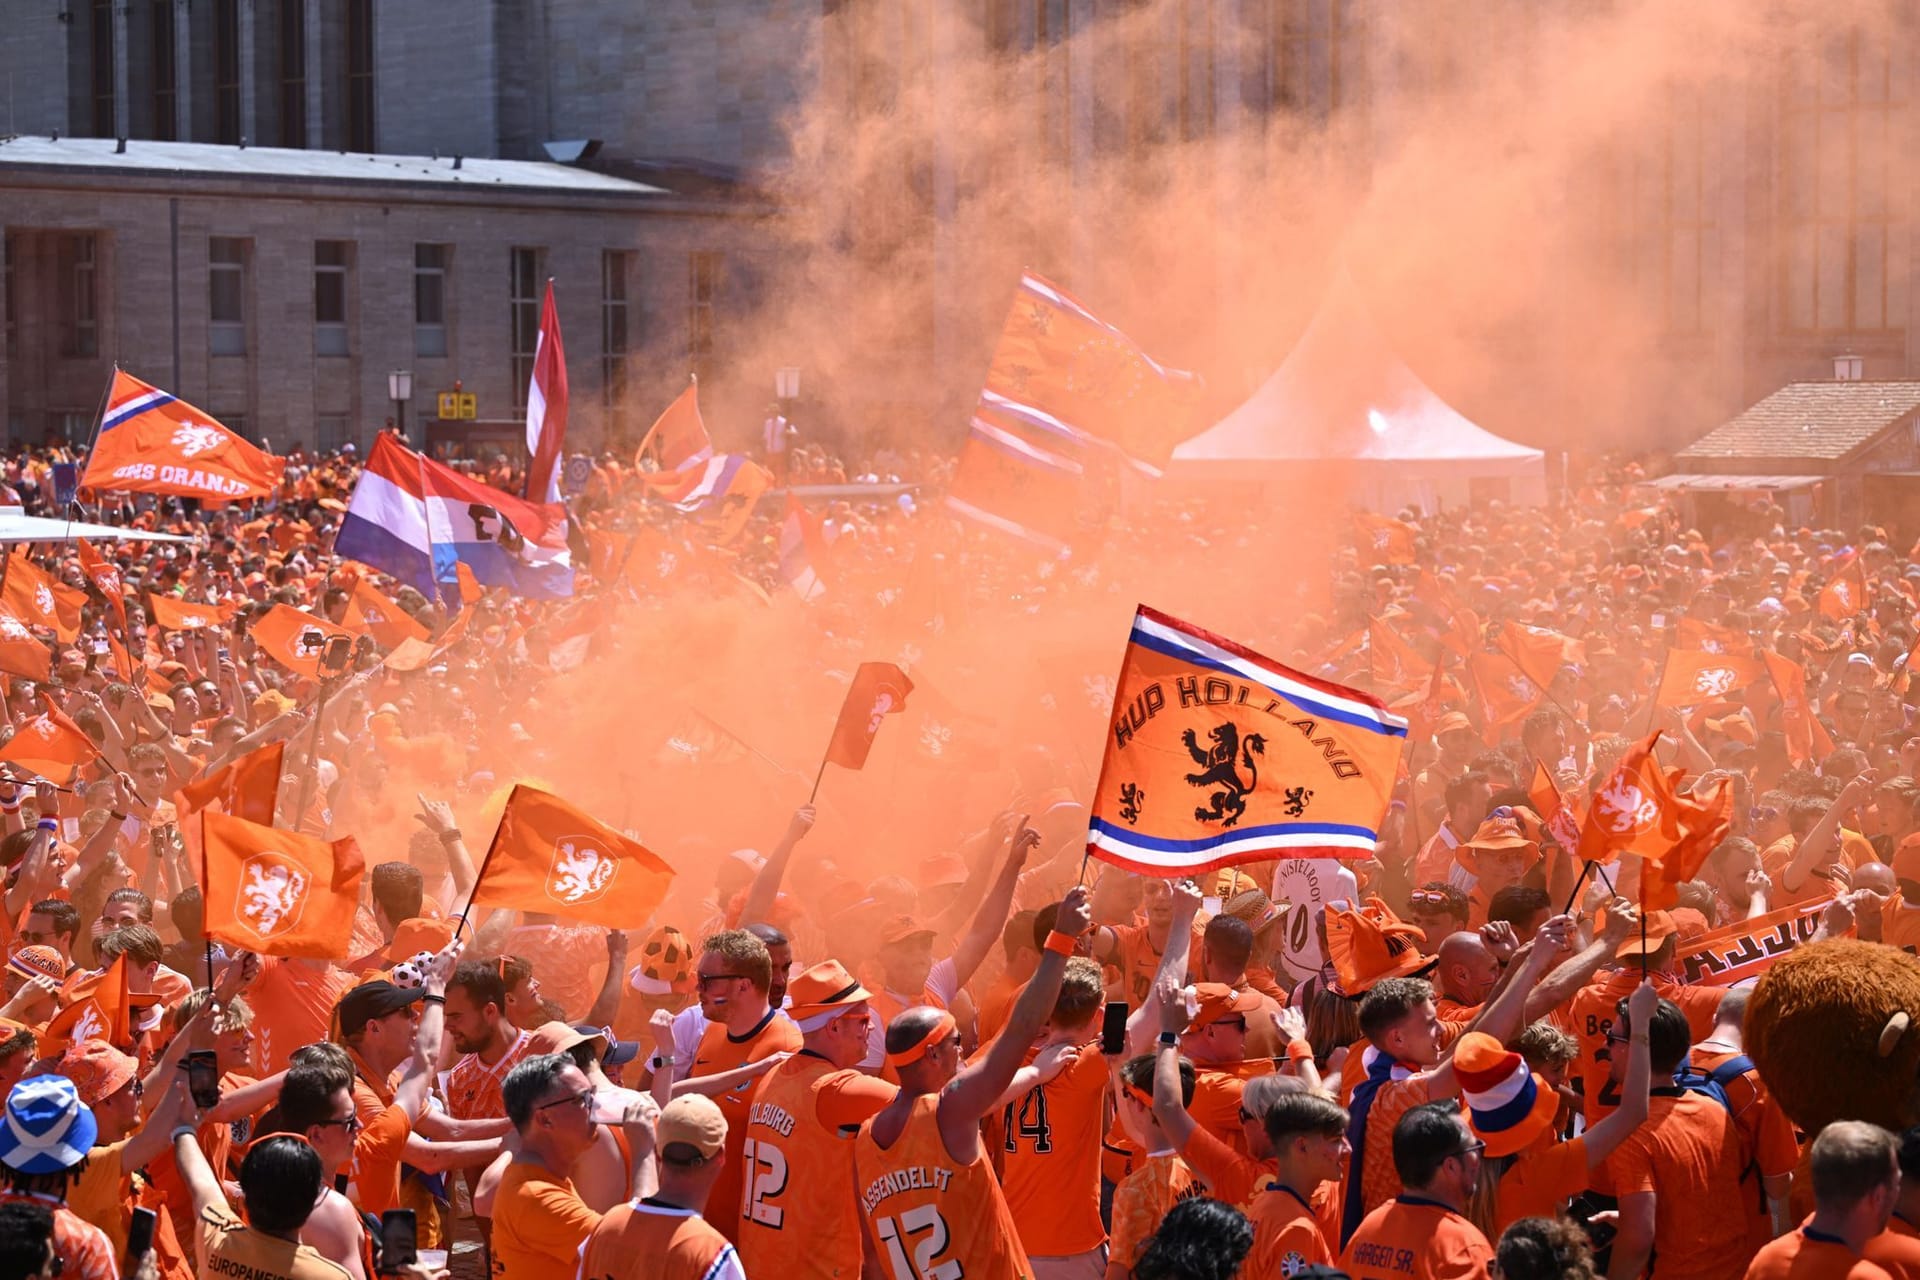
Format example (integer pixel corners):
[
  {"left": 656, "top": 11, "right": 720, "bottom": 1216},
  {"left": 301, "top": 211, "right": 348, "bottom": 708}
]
[
  {"left": 524, "top": 280, "right": 569, "bottom": 505},
  {"left": 1087, "top": 605, "right": 1407, "bottom": 875}
]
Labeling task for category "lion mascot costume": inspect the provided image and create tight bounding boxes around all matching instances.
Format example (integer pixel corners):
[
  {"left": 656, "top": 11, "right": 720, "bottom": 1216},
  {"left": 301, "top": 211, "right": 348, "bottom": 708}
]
[{"left": 1746, "top": 938, "right": 1920, "bottom": 1135}]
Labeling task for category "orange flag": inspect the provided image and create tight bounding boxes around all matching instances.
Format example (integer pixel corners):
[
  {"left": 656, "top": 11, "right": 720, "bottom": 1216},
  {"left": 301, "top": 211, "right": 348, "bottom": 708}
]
[
  {"left": 77, "top": 540, "right": 130, "bottom": 639},
  {"left": 469, "top": 784, "right": 676, "bottom": 930},
  {"left": 248, "top": 604, "right": 354, "bottom": 679},
  {"left": 1818, "top": 553, "right": 1868, "bottom": 620},
  {"left": 1529, "top": 758, "right": 1582, "bottom": 852},
  {"left": 455, "top": 562, "right": 484, "bottom": 606},
  {"left": 635, "top": 379, "right": 713, "bottom": 474},
  {"left": 1643, "top": 774, "right": 1735, "bottom": 911},
  {"left": 2, "top": 557, "right": 85, "bottom": 644},
  {"left": 1675, "top": 618, "right": 1742, "bottom": 654},
  {"left": 825, "top": 662, "right": 915, "bottom": 770},
  {"left": 200, "top": 808, "right": 364, "bottom": 960},
  {"left": 0, "top": 607, "right": 50, "bottom": 682},
  {"left": 1763, "top": 650, "right": 1833, "bottom": 766},
  {"left": 1368, "top": 617, "right": 1431, "bottom": 699},
  {"left": 147, "top": 594, "right": 238, "bottom": 632},
  {"left": 1655, "top": 651, "right": 1767, "bottom": 707},
  {"left": 1577, "top": 732, "right": 1682, "bottom": 864},
  {"left": 341, "top": 580, "right": 429, "bottom": 650},
  {"left": 1496, "top": 622, "right": 1585, "bottom": 690},
  {"left": 82, "top": 369, "right": 284, "bottom": 502},
  {"left": 43, "top": 955, "right": 132, "bottom": 1055},
  {"left": 104, "top": 632, "right": 133, "bottom": 682},
  {"left": 1354, "top": 514, "right": 1417, "bottom": 566},
  {"left": 0, "top": 694, "right": 99, "bottom": 781},
  {"left": 1469, "top": 650, "right": 1541, "bottom": 734},
  {"left": 178, "top": 740, "right": 284, "bottom": 827}
]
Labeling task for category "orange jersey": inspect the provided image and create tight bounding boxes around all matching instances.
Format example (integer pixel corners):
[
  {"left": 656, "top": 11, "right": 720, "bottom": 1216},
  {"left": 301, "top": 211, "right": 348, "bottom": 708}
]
[
  {"left": 579, "top": 1200, "right": 745, "bottom": 1280},
  {"left": 1864, "top": 1221, "right": 1920, "bottom": 1278},
  {"left": 1247, "top": 1183, "right": 1336, "bottom": 1279},
  {"left": 1340, "top": 1196, "right": 1493, "bottom": 1280},
  {"left": 1881, "top": 899, "right": 1920, "bottom": 955},
  {"left": 1565, "top": 971, "right": 1724, "bottom": 1124},
  {"left": 504, "top": 923, "right": 610, "bottom": 1022},
  {"left": 1603, "top": 1092, "right": 1751, "bottom": 1280},
  {"left": 690, "top": 1010, "right": 803, "bottom": 1243},
  {"left": 856, "top": 1095, "right": 1032, "bottom": 1280},
  {"left": 1491, "top": 1134, "right": 1587, "bottom": 1237},
  {"left": 735, "top": 1051, "right": 897, "bottom": 1280},
  {"left": 492, "top": 1163, "right": 602, "bottom": 1280},
  {"left": 1109, "top": 1154, "right": 1199, "bottom": 1272},
  {"left": 1346, "top": 1063, "right": 1438, "bottom": 1233},
  {"left": 1179, "top": 1120, "right": 1275, "bottom": 1211},
  {"left": 1692, "top": 1045, "right": 1802, "bottom": 1256},
  {"left": 247, "top": 957, "right": 351, "bottom": 1074},
  {"left": 1106, "top": 924, "right": 1163, "bottom": 1004},
  {"left": 997, "top": 1043, "right": 1108, "bottom": 1256},
  {"left": 446, "top": 1029, "right": 535, "bottom": 1121},
  {"left": 1745, "top": 1229, "right": 1893, "bottom": 1280}
]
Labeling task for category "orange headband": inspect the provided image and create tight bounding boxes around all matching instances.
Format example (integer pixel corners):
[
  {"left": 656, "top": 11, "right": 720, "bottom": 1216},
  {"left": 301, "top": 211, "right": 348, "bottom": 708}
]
[{"left": 885, "top": 1012, "right": 958, "bottom": 1069}]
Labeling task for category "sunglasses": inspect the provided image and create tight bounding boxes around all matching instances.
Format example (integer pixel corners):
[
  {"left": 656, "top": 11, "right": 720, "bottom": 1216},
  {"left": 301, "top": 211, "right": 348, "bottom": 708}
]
[
  {"left": 1747, "top": 806, "right": 1779, "bottom": 822},
  {"left": 316, "top": 1113, "right": 363, "bottom": 1135},
  {"left": 1213, "top": 1017, "right": 1248, "bottom": 1033},
  {"left": 1408, "top": 890, "right": 1453, "bottom": 907},
  {"left": 536, "top": 1088, "right": 594, "bottom": 1115},
  {"left": 696, "top": 972, "right": 746, "bottom": 989},
  {"left": 1453, "top": 1139, "right": 1487, "bottom": 1160},
  {"left": 1604, "top": 1031, "right": 1630, "bottom": 1046}
]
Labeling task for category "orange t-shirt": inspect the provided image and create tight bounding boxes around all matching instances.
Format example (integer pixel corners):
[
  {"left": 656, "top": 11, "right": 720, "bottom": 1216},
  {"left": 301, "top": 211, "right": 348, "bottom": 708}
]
[
  {"left": 492, "top": 1163, "right": 602, "bottom": 1280},
  {"left": 1247, "top": 1183, "right": 1335, "bottom": 1279},
  {"left": 1106, "top": 924, "right": 1162, "bottom": 1005},
  {"left": 1350, "top": 1070, "right": 1438, "bottom": 1229},
  {"left": 578, "top": 1200, "right": 743, "bottom": 1280},
  {"left": 1339, "top": 1196, "right": 1493, "bottom": 1280},
  {"left": 446, "top": 1029, "right": 535, "bottom": 1121},
  {"left": 734, "top": 1051, "right": 896, "bottom": 1280},
  {"left": 344, "top": 1056, "right": 412, "bottom": 1217},
  {"left": 1179, "top": 1120, "right": 1275, "bottom": 1211},
  {"left": 1881, "top": 898, "right": 1920, "bottom": 955},
  {"left": 690, "top": 1009, "right": 803, "bottom": 1243},
  {"left": 1744, "top": 1228, "right": 1893, "bottom": 1279},
  {"left": 1603, "top": 1092, "right": 1751, "bottom": 1280},
  {"left": 1863, "top": 1219, "right": 1920, "bottom": 1277},
  {"left": 973, "top": 974, "right": 1020, "bottom": 1047},
  {"left": 1565, "top": 971, "right": 1725, "bottom": 1124},
  {"left": 505, "top": 923, "right": 610, "bottom": 1022},
  {"left": 1692, "top": 1045, "right": 1802, "bottom": 1254},
  {"left": 854, "top": 1094, "right": 1032, "bottom": 1280},
  {"left": 1108, "top": 1153, "right": 1199, "bottom": 1272},
  {"left": 998, "top": 1041, "right": 1108, "bottom": 1256},
  {"left": 247, "top": 957, "right": 351, "bottom": 1075},
  {"left": 1491, "top": 1134, "right": 1587, "bottom": 1237}
]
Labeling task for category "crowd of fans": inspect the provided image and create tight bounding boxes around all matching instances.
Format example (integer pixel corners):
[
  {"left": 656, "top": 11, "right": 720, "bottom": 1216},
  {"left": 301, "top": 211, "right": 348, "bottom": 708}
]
[{"left": 0, "top": 434, "right": 1906, "bottom": 1280}]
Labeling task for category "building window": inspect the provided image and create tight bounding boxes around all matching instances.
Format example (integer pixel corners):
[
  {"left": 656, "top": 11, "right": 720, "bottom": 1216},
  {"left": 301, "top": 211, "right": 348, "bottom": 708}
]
[
  {"left": 278, "top": 0, "right": 307, "bottom": 149},
  {"left": 314, "top": 240, "right": 349, "bottom": 357},
  {"left": 345, "top": 0, "right": 375, "bottom": 152},
  {"left": 1778, "top": 29, "right": 1904, "bottom": 333},
  {"left": 315, "top": 414, "right": 350, "bottom": 453},
  {"left": 60, "top": 235, "right": 99, "bottom": 360},
  {"left": 214, "top": 0, "right": 241, "bottom": 145},
  {"left": 689, "top": 251, "right": 720, "bottom": 376},
  {"left": 601, "top": 250, "right": 630, "bottom": 418},
  {"left": 1628, "top": 90, "right": 1712, "bottom": 335},
  {"left": 510, "top": 248, "right": 542, "bottom": 412},
  {"left": 89, "top": 0, "right": 116, "bottom": 138},
  {"left": 151, "top": 0, "right": 177, "bottom": 140},
  {"left": 414, "top": 243, "right": 448, "bottom": 357},
  {"left": 209, "top": 237, "right": 247, "bottom": 356}
]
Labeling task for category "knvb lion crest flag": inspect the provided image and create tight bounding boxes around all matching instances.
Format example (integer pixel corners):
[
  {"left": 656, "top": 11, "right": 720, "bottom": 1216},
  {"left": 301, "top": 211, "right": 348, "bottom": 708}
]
[
  {"left": 470, "top": 785, "right": 676, "bottom": 929},
  {"left": 1087, "top": 606, "right": 1407, "bottom": 875},
  {"left": 201, "top": 809, "right": 364, "bottom": 959}
]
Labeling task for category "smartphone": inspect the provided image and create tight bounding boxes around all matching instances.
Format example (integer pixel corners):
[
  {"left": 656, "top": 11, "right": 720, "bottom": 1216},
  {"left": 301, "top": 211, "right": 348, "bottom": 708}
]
[
  {"left": 1100, "top": 1001, "right": 1129, "bottom": 1056},
  {"left": 185, "top": 1050, "right": 220, "bottom": 1110},
  {"left": 125, "top": 1206, "right": 156, "bottom": 1265},
  {"left": 377, "top": 1209, "right": 418, "bottom": 1273}
]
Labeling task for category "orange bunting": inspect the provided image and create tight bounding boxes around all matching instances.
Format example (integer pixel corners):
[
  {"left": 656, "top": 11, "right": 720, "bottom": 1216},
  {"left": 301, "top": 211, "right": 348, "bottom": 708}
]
[
  {"left": 469, "top": 785, "right": 676, "bottom": 930},
  {"left": 200, "top": 808, "right": 365, "bottom": 960}
]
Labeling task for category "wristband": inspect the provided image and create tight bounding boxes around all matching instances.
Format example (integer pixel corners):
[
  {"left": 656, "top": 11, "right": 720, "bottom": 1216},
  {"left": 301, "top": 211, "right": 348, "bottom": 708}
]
[
  {"left": 35, "top": 819, "right": 56, "bottom": 833},
  {"left": 0, "top": 796, "right": 20, "bottom": 814},
  {"left": 110, "top": 811, "right": 128, "bottom": 822},
  {"left": 1157, "top": 1031, "right": 1179, "bottom": 1047},
  {"left": 1285, "top": 1040, "right": 1314, "bottom": 1064},
  {"left": 437, "top": 829, "right": 463, "bottom": 844},
  {"left": 1043, "top": 930, "right": 1078, "bottom": 957},
  {"left": 422, "top": 994, "right": 445, "bottom": 1006},
  {"left": 170, "top": 1124, "right": 198, "bottom": 1142}
]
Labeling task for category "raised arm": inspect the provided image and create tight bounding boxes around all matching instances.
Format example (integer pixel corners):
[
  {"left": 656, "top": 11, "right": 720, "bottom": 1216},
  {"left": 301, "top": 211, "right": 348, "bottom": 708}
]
[
  {"left": 939, "top": 884, "right": 1090, "bottom": 1146},
  {"left": 1431, "top": 913, "right": 1572, "bottom": 1098},
  {"left": 736, "top": 805, "right": 817, "bottom": 929},
  {"left": 1785, "top": 770, "right": 1876, "bottom": 893},
  {"left": 1147, "top": 973, "right": 1199, "bottom": 1151},
  {"left": 169, "top": 1081, "right": 231, "bottom": 1224},
  {"left": 582, "top": 931, "right": 629, "bottom": 1028},
  {"left": 395, "top": 939, "right": 463, "bottom": 1122},
  {"left": 1580, "top": 981, "right": 1655, "bottom": 1170},
  {"left": 414, "top": 794, "right": 479, "bottom": 903},
  {"left": 1522, "top": 899, "right": 1634, "bottom": 1022},
  {"left": 1126, "top": 879, "right": 1201, "bottom": 1056},
  {"left": 946, "top": 821, "right": 1041, "bottom": 991}
]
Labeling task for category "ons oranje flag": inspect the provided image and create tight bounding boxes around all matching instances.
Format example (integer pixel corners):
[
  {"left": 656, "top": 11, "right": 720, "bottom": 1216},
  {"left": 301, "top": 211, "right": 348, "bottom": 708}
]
[
  {"left": 470, "top": 785, "right": 676, "bottom": 930},
  {"left": 0, "top": 695, "right": 99, "bottom": 781},
  {"left": 147, "top": 594, "right": 237, "bottom": 632},
  {"left": 1577, "top": 732, "right": 1682, "bottom": 865},
  {"left": 0, "top": 607, "right": 50, "bottom": 682},
  {"left": 249, "top": 604, "right": 354, "bottom": 679},
  {"left": 81, "top": 370, "right": 284, "bottom": 501},
  {"left": 1643, "top": 774, "right": 1735, "bottom": 912},
  {"left": 43, "top": 955, "right": 132, "bottom": 1055},
  {"left": 2, "top": 557, "right": 85, "bottom": 644},
  {"left": 200, "top": 808, "right": 364, "bottom": 960},
  {"left": 824, "top": 662, "right": 914, "bottom": 770},
  {"left": 76, "top": 540, "right": 130, "bottom": 638},
  {"left": 1655, "top": 650, "right": 1766, "bottom": 707},
  {"left": 1354, "top": 514, "right": 1417, "bottom": 566},
  {"left": 341, "top": 580, "right": 429, "bottom": 650},
  {"left": 1086, "top": 606, "right": 1406, "bottom": 875}
]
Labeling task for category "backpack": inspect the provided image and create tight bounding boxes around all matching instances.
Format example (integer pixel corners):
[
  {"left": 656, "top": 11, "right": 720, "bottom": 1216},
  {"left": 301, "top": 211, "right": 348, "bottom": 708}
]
[{"left": 1671, "top": 1053, "right": 1756, "bottom": 1113}]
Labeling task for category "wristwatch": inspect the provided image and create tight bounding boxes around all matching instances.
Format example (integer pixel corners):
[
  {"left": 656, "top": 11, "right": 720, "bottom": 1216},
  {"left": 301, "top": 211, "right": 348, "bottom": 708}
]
[{"left": 650, "top": 1053, "right": 677, "bottom": 1071}]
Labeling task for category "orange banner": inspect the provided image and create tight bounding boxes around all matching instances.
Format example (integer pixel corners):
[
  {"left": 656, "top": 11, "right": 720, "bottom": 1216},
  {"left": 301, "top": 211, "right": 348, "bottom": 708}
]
[
  {"left": 1677, "top": 897, "right": 1832, "bottom": 988},
  {"left": 82, "top": 370, "right": 284, "bottom": 501},
  {"left": 147, "top": 594, "right": 237, "bottom": 632},
  {"left": 470, "top": 785, "right": 676, "bottom": 930},
  {"left": 200, "top": 808, "right": 365, "bottom": 960}
]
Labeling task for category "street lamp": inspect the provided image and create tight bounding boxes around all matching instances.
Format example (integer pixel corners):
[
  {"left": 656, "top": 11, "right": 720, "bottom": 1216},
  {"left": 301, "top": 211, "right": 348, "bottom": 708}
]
[{"left": 388, "top": 369, "right": 413, "bottom": 445}]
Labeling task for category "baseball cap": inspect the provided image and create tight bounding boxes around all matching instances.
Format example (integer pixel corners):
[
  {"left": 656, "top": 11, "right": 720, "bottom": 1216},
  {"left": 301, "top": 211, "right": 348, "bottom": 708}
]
[
  {"left": 1614, "top": 910, "right": 1678, "bottom": 960},
  {"left": 0, "top": 1076, "right": 97, "bottom": 1174},
  {"left": 878, "top": 916, "right": 936, "bottom": 948},
  {"left": 335, "top": 980, "right": 425, "bottom": 1038},
  {"left": 1187, "top": 983, "right": 1262, "bottom": 1031},
  {"left": 526, "top": 1020, "right": 597, "bottom": 1057},
  {"left": 7, "top": 946, "right": 64, "bottom": 985},
  {"left": 571, "top": 1025, "right": 642, "bottom": 1067},
  {"left": 657, "top": 1094, "right": 727, "bottom": 1163}
]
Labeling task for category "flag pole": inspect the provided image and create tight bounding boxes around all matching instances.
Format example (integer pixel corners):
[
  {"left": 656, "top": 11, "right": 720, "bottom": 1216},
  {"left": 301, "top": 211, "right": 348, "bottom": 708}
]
[
  {"left": 808, "top": 756, "right": 828, "bottom": 806},
  {"left": 453, "top": 785, "right": 516, "bottom": 941},
  {"left": 200, "top": 809, "right": 215, "bottom": 996},
  {"left": 1561, "top": 860, "right": 1593, "bottom": 915}
]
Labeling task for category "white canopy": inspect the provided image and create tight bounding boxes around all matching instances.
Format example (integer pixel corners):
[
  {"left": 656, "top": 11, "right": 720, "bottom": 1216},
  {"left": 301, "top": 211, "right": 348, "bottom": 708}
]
[
  {"left": 1173, "top": 274, "right": 1546, "bottom": 511},
  {"left": 0, "top": 507, "right": 193, "bottom": 545}
]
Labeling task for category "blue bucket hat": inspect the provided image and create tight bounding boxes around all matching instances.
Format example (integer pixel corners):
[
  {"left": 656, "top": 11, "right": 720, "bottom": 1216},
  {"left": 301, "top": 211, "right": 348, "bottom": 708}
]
[{"left": 0, "top": 1076, "right": 98, "bottom": 1175}]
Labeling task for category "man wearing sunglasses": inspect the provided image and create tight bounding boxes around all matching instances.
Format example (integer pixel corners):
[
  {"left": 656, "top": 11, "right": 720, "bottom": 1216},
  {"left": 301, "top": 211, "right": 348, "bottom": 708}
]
[{"left": 1339, "top": 1102, "right": 1492, "bottom": 1280}]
